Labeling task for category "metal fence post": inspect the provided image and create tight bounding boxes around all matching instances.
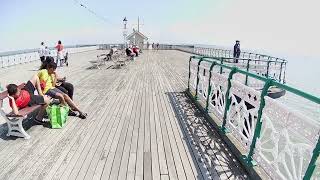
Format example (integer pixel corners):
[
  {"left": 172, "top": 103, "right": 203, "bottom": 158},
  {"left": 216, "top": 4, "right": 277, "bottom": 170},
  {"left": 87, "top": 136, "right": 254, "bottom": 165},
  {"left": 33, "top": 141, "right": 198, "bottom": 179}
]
[
  {"left": 195, "top": 57, "right": 204, "bottom": 99},
  {"left": 187, "top": 56, "right": 194, "bottom": 91},
  {"left": 220, "top": 58, "right": 223, "bottom": 74},
  {"left": 205, "top": 62, "right": 217, "bottom": 112},
  {"left": 220, "top": 67, "right": 237, "bottom": 134},
  {"left": 303, "top": 137, "right": 320, "bottom": 180},
  {"left": 244, "top": 79, "right": 272, "bottom": 166},
  {"left": 266, "top": 61, "right": 270, "bottom": 78},
  {"left": 245, "top": 59, "right": 251, "bottom": 85}
]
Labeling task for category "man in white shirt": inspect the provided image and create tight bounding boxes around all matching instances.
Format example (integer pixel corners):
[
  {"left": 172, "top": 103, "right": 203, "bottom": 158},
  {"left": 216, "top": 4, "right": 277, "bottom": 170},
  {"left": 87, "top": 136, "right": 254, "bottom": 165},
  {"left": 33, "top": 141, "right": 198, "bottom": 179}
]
[
  {"left": 38, "top": 42, "right": 46, "bottom": 62},
  {"left": 44, "top": 46, "right": 51, "bottom": 57}
]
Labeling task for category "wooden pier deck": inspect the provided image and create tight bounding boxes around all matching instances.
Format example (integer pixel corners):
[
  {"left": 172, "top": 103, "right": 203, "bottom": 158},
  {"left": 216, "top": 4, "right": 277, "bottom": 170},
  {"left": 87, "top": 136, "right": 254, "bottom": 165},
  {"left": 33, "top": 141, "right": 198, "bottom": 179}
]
[{"left": 0, "top": 50, "right": 248, "bottom": 180}]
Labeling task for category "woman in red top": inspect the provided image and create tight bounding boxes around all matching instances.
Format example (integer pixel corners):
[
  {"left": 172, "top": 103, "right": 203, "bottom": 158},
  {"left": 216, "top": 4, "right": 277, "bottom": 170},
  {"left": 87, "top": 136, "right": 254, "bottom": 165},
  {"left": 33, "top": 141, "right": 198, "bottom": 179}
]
[
  {"left": 55, "top": 40, "right": 64, "bottom": 66},
  {"left": 132, "top": 46, "right": 139, "bottom": 57}
]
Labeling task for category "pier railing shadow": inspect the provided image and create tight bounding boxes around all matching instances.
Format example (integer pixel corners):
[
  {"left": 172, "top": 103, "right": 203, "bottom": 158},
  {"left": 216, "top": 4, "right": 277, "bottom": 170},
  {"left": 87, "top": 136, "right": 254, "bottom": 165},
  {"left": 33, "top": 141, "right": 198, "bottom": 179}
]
[{"left": 166, "top": 91, "right": 248, "bottom": 179}]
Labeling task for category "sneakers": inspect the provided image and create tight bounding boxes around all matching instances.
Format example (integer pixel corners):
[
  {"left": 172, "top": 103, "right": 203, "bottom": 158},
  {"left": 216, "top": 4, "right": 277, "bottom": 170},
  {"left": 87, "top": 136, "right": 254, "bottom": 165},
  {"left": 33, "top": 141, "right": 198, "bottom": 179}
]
[{"left": 33, "top": 118, "right": 46, "bottom": 125}]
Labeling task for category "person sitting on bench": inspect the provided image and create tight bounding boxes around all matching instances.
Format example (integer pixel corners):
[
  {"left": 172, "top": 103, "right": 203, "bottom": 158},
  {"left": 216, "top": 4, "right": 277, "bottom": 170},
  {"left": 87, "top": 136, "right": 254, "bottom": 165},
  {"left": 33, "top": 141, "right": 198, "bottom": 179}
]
[
  {"left": 97, "top": 47, "right": 114, "bottom": 61},
  {"left": 38, "top": 62, "right": 87, "bottom": 119},
  {"left": 125, "top": 48, "right": 135, "bottom": 58},
  {"left": 132, "top": 45, "right": 139, "bottom": 57},
  {"left": 6, "top": 75, "right": 52, "bottom": 124},
  {"left": 40, "top": 57, "right": 75, "bottom": 100}
]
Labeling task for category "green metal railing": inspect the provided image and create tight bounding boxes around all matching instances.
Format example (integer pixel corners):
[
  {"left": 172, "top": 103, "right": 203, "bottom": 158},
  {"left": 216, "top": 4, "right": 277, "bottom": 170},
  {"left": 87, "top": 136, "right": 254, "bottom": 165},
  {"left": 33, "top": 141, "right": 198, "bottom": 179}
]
[
  {"left": 187, "top": 55, "right": 320, "bottom": 179},
  {"left": 172, "top": 45, "right": 287, "bottom": 86}
]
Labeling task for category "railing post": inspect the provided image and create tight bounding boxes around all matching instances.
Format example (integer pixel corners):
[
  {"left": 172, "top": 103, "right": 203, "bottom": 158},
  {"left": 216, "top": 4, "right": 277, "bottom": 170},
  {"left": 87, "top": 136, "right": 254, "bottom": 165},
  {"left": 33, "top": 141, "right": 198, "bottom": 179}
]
[
  {"left": 195, "top": 57, "right": 204, "bottom": 99},
  {"left": 220, "top": 67, "right": 237, "bottom": 134},
  {"left": 279, "top": 62, "right": 284, "bottom": 83},
  {"left": 244, "top": 79, "right": 272, "bottom": 166},
  {"left": 187, "top": 56, "right": 194, "bottom": 91},
  {"left": 219, "top": 58, "right": 223, "bottom": 74},
  {"left": 303, "top": 137, "right": 320, "bottom": 180},
  {"left": 266, "top": 61, "right": 270, "bottom": 78},
  {"left": 205, "top": 61, "right": 217, "bottom": 112},
  {"left": 245, "top": 59, "right": 251, "bottom": 85}
]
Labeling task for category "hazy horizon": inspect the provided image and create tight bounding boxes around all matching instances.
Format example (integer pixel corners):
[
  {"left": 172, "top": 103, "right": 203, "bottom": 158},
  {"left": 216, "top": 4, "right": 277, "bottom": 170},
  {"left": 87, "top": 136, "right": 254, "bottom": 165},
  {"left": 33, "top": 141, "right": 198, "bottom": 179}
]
[{"left": 1, "top": 0, "right": 320, "bottom": 58}]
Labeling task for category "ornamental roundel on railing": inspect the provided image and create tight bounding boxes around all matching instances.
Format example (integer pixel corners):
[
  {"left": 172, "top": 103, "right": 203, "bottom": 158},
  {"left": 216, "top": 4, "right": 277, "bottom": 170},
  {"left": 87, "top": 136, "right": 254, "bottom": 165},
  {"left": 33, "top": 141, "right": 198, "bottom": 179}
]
[
  {"left": 225, "top": 79, "right": 261, "bottom": 152},
  {"left": 208, "top": 72, "right": 228, "bottom": 121},
  {"left": 254, "top": 97, "right": 320, "bottom": 180}
]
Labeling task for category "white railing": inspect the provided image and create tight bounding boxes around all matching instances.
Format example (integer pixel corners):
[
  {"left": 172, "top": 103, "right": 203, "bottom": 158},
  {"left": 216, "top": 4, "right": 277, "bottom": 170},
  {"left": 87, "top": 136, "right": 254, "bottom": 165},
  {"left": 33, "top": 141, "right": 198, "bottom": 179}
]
[
  {"left": 0, "top": 46, "right": 98, "bottom": 68},
  {"left": 188, "top": 56, "right": 320, "bottom": 180}
]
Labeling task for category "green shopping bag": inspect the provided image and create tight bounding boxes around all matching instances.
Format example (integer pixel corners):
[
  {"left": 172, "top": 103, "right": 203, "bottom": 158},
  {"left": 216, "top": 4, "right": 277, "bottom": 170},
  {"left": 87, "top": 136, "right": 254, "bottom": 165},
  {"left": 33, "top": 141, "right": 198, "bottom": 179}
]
[{"left": 46, "top": 105, "right": 70, "bottom": 129}]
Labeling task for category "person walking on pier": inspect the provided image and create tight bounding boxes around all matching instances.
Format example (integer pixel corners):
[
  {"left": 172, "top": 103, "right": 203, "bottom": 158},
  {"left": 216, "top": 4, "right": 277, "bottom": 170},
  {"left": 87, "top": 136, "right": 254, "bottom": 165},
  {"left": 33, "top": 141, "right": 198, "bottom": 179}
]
[
  {"left": 55, "top": 40, "right": 64, "bottom": 67},
  {"left": 233, "top": 40, "right": 241, "bottom": 63},
  {"left": 38, "top": 42, "right": 46, "bottom": 63}
]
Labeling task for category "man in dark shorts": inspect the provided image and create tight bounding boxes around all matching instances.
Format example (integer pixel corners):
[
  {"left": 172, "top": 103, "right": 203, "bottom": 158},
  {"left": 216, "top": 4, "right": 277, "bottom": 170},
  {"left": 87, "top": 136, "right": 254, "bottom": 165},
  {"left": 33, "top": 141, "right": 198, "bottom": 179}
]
[{"left": 7, "top": 75, "right": 52, "bottom": 124}]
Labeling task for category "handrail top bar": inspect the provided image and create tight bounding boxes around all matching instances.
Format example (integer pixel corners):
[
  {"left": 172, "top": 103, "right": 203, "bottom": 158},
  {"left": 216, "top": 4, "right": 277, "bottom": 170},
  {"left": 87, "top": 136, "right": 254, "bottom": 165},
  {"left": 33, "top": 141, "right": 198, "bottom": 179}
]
[
  {"left": 191, "top": 55, "right": 287, "bottom": 64},
  {"left": 193, "top": 46, "right": 287, "bottom": 62},
  {"left": 215, "top": 57, "right": 287, "bottom": 63},
  {"left": 191, "top": 56, "right": 320, "bottom": 104}
]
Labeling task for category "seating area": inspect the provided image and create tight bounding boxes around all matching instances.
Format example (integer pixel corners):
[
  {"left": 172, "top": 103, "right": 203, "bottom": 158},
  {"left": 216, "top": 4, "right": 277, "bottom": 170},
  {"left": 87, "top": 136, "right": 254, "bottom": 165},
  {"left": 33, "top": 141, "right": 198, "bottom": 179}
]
[
  {"left": 95, "top": 48, "right": 135, "bottom": 69},
  {"left": 0, "top": 50, "right": 248, "bottom": 179},
  {"left": 0, "top": 84, "right": 40, "bottom": 139}
]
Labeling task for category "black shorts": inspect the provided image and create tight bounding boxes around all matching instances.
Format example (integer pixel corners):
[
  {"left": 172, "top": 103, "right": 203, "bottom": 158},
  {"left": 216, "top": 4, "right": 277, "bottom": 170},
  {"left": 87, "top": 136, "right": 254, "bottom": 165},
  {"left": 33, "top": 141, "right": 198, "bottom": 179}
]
[
  {"left": 45, "top": 88, "right": 64, "bottom": 99},
  {"left": 23, "top": 81, "right": 45, "bottom": 106}
]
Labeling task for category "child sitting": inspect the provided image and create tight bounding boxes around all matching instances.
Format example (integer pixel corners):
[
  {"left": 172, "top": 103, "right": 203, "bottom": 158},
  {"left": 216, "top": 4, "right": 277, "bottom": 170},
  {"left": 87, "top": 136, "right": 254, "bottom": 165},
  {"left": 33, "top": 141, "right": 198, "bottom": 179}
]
[{"left": 6, "top": 75, "right": 52, "bottom": 124}]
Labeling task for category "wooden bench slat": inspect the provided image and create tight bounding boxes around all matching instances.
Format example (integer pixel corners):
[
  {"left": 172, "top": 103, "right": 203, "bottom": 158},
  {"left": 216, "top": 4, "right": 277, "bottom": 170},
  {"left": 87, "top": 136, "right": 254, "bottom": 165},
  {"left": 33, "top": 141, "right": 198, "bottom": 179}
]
[{"left": 6, "top": 105, "right": 41, "bottom": 117}]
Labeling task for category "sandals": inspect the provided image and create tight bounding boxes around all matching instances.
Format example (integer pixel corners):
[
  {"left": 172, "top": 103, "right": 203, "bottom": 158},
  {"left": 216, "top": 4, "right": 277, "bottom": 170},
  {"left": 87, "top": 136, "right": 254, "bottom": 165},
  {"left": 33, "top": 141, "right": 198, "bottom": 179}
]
[
  {"left": 68, "top": 111, "right": 78, "bottom": 117},
  {"left": 78, "top": 113, "right": 88, "bottom": 119}
]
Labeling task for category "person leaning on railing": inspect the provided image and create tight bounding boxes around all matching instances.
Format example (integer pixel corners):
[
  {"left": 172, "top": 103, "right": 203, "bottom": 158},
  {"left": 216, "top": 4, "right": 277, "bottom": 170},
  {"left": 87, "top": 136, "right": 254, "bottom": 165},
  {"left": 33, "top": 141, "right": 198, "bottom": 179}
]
[
  {"left": 233, "top": 40, "right": 241, "bottom": 63},
  {"left": 38, "top": 42, "right": 46, "bottom": 63}
]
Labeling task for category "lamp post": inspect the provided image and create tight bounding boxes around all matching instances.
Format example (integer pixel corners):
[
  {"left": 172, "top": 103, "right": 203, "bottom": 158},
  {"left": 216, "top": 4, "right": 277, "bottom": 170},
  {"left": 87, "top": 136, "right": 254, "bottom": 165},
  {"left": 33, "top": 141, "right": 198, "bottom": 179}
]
[{"left": 123, "top": 17, "right": 128, "bottom": 48}]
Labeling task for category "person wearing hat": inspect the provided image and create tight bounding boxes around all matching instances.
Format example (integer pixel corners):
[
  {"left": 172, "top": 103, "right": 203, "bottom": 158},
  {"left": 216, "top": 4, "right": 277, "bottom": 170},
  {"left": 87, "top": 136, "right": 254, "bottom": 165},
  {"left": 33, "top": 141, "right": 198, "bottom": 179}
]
[{"left": 233, "top": 40, "right": 241, "bottom": 63}]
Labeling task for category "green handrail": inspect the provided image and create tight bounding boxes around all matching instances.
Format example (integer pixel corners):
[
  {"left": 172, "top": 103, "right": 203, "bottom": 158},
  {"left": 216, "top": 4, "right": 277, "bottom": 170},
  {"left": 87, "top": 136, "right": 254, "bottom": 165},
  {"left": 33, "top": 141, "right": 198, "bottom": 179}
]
[{"left": 188, "top": 55, "right": 320, "bottom": 179}]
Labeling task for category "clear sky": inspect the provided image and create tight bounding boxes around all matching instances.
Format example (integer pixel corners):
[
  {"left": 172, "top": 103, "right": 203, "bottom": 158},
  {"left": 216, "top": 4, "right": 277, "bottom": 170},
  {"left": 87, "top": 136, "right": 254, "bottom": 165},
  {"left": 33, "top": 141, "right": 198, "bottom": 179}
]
[{"left": 1, "top": 0, "right": 319, "bottom": 58}]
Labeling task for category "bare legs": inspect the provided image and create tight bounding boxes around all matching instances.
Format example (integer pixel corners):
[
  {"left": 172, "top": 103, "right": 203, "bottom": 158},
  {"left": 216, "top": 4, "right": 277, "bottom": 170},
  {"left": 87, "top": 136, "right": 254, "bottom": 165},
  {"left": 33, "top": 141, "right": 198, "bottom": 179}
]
[
  {"left": 55, "top": 93, "right": 85, "bottom": 115},
  {"left": 29, "top": 74, "right": 44, "bottom": 96}
]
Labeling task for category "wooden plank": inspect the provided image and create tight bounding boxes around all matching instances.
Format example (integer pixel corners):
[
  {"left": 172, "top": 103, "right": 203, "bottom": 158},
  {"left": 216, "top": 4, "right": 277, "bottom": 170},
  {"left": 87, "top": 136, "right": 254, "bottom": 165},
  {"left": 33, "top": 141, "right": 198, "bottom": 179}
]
[
  {"left": 126, "top": 72, "right": 144, "bottom": 180},
  {"left": 12, "top": 80, "right": 106, "bottom": 180},
  {"left": 106, "top": 72, "right": 140, "bottom": 180},
  {"left": 134, "top": 60, "right": 147, "bottom": 180},
  {"left": 0, "top": 81, "right": 96, "bottom": 180},
  {"left": 149, "top": 54, "right": 169, "bottom": 177},
  {"left": 153, "top": 66, "right": 179, "bottom": 180},
  {"left": 149, "top": 60, "right": 161, "bottom": 180},
  {"left": 93, "top": 70, "right": 139, "bottom": 180},
  {"left": 35, "top": 79, "right": 119, "bottom": 180},
  {"left": 68, "top": 73, "right": 135, "bottom": 180},
  {"left": 143, "top": 62, "right": 152, "bottom": 180},
  {"left": 58, "top": 71, "right": 135, "bottom": 180},
  {"left": 83, "top": 71, "right": 139, "bottom": 180},
  {"left": 16, "top": 71, "right": 119, "bottom": 180}
]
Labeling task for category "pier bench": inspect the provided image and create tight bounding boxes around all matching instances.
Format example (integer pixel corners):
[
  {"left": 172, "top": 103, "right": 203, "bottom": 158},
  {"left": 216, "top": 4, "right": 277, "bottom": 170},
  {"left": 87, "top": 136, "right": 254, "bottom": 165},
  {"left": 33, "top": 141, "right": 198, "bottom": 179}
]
[{"left": 0, "top": 84, "right": 41, "bottom": 139}]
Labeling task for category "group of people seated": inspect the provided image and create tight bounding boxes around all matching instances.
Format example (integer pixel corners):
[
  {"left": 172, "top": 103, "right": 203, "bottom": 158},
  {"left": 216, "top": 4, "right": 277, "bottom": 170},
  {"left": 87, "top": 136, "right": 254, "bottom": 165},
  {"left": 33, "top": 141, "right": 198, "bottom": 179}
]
[
  {"left": 125, "top": 45, "right": 140, "bottom": 58},
  {"left": 6, "top": 56, "right": 87, "bottom": 125}
]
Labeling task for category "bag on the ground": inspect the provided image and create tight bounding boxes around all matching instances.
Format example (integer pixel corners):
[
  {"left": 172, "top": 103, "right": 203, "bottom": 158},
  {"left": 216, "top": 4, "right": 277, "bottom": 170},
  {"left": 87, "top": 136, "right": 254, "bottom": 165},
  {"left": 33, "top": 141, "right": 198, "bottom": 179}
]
[{"left": 46, "top": 104, "right": 69, "bottom": 129}]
